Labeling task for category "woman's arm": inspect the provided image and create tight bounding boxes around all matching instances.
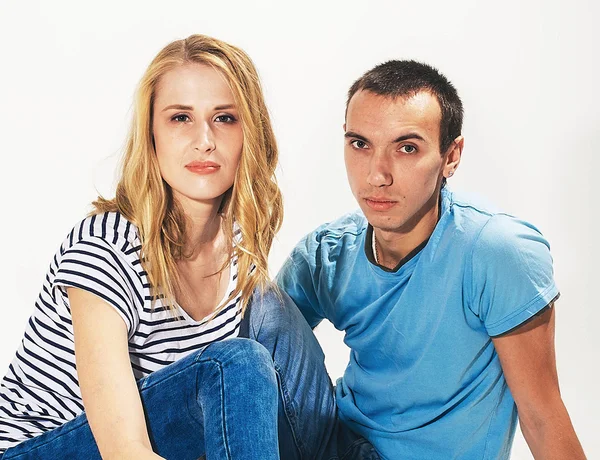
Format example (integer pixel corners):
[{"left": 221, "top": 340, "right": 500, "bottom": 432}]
[{"left": 68, "top": 287, "right": 164, "bottom": 460}]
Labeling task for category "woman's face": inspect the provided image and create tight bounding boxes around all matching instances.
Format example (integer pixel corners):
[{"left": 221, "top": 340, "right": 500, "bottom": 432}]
[{"left": 152, "top": 63, "right": 243, "bottom": 211}]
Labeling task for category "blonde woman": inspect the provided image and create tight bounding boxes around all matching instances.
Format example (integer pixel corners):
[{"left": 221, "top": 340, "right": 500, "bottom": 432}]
[{"left": 0, "top": 35, "right": 337, "bottom": 460}]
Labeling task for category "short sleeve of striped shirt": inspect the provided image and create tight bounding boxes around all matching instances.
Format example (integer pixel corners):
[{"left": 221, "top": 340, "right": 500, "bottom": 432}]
[{"left": 53, "top": 237, "right": 139, "bottom": 335}]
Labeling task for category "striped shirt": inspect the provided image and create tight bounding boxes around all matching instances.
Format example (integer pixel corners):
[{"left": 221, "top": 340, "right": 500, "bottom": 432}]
[{"left": 0, "top": 212, "right": 242, "bottom": 453}]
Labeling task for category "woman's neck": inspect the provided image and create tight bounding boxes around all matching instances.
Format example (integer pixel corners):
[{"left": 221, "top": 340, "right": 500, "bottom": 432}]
[{"left": 175, "top": 193, "right": 225, "bottom": 262}]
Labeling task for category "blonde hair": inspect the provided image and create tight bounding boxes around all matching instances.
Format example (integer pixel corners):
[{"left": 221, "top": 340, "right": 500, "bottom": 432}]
[{"left": 94, "top": 34, "right": 283, "bottom": 316}]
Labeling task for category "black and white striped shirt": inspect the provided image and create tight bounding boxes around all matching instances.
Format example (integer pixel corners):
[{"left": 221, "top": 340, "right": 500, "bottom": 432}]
[{"left": 0, "top": 212, "right": 242, "bottom": 453}]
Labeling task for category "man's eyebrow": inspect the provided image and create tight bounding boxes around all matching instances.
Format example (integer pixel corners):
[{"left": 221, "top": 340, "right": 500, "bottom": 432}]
[
  {"left": 393, "top": 133, "right": 426, "bottom": 143},
  {"left": 344, "top": 131, "right": 369, "bottom": 142},
  {"left": 161, "top": 103, "right": 237, "bottom": 112},
  {"left": 344, "top": 131, "right": 426, "bottom": 143}
]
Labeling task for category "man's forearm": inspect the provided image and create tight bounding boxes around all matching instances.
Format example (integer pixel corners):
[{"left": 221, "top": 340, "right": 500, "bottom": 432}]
[{"left": 520, "top": 402, "right": 585, "bottom": 459}]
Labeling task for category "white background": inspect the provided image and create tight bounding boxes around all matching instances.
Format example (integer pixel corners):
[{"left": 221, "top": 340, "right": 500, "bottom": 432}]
[{"left": 0, "top": 0, "right": 598, "bottom": 458}]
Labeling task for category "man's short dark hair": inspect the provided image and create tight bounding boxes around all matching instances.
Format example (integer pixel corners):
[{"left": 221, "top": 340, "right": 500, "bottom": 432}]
[{"left": 347, "top": 60, "right": 463, "bottom": 154}]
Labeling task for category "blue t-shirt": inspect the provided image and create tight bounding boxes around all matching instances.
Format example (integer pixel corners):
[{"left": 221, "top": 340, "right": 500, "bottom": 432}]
[{"left": 276, "top": 188, "right": 558, "bottom": 460}]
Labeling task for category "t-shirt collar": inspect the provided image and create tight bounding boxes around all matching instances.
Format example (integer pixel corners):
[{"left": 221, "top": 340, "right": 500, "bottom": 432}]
[{"left": 364, "top": 188, "right": 448, "bottom": 272}]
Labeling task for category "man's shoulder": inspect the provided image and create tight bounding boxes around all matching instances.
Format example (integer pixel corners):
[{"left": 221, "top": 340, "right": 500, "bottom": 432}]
[
  {"left": 293, "top": 210, "right": 368, "bottom": 257},
  {"left": 447, "top": 189, "right": 505, "bottom": 220},
  {"left": 313, "top": 210, "right": 368, "bottom": 239},
  {"left": 446, "top": 189, "right": 519, "bottom": 236},
  {"left": 445, "top": 189, "right": 549, "bottom": 259}
]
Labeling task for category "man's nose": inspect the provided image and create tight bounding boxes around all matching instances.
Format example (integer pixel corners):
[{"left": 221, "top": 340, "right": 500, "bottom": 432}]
[{"left": 367, "top": 152, "right": 393, "bottom": 187}]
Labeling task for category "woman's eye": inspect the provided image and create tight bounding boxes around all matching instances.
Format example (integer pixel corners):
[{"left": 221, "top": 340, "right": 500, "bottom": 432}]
[
  {"left": 215, "top": 114, "right": 236, "bottom": 123},
  {"left": 172, "top": 114, "right": 190, "bottom": 123},
  {"left": 400, "top": 145, "right": 417, "bottom": 154},
  {"left": 351, "top": 140, "right": 368, "bottom": 149}
]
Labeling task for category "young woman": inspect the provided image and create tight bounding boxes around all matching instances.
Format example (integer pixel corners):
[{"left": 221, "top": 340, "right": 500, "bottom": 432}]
[{"left": 0, "top": 35, "right": 338, "bottom": 460}]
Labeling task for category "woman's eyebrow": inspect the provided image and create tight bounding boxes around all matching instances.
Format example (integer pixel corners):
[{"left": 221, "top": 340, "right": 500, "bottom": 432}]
[
  {"left": 162, "top": 104, "right": 194, "bottom": 112},
  {"left": 214, "top": 104, "right": 236, "bottom": 110},
  {"left": 161, "top": 103, "right": 237, "bottom": 112}
]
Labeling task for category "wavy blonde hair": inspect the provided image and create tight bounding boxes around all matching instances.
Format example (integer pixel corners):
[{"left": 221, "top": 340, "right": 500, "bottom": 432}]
[{"left": 93, "top": 34, "right": 283, "bottom": 316}]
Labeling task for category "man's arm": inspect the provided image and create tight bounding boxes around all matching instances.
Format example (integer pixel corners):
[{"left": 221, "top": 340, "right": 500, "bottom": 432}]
[{"left": 492, "top": 305, "right": 585, "bottom": 459}]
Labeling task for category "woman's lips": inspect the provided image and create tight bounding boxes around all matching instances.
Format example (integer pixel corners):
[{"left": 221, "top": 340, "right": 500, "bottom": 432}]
[
  {"left": 364, "top": 198, "right": 397, "bottom": 211},
  {"left": 185, "top": 161, "right": 221, "bottom": 175}
]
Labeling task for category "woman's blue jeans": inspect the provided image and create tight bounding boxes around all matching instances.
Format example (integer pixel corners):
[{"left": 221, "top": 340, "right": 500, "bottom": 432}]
[{"left": 0, "top": 287, "right": 379, "bottom": 459}]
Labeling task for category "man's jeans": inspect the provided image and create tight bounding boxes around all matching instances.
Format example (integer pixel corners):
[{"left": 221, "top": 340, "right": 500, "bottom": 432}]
[{"left": 0, "top": 287, "right": 378, "bottom": 459}]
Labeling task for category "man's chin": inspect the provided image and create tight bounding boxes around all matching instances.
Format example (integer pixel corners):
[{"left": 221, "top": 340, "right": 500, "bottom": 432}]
[{"left": 363, "top": 212, "right": 406, "bottom": 233}]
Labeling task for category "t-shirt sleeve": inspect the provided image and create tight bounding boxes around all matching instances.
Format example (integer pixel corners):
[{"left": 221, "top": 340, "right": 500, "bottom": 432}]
[
  {"left": 275, "top": 236, "right": 326, "bottom": 330},
  {"left": 53, "top": 237, "right": 139, "bottom": 335},
  {"left": 469, "top": 214, "right": 559, "bottom": 337}
]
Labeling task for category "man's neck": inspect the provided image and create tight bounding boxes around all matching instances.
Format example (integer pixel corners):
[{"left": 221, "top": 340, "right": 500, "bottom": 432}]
[{"left": 374, "top": 193, "right": 441, "bottom": 270}]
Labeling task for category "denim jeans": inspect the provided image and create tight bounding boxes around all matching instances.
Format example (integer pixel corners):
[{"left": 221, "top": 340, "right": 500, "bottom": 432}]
[{"left": 0, "top": 287, "right": 378, "bottom": 460}]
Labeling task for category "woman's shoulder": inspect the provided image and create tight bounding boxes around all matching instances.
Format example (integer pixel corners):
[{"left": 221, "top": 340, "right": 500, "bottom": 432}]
[{"left": 60, "top": 211, "right": 141, "bottom": 257}]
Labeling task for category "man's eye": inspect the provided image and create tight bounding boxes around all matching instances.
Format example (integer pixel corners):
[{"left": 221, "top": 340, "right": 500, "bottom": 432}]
[
  {"left": 351, "top": 140, "right": 368, "bottom": 149},
  {"left": 400, "top": 145, "right": 417, "bottom": 154},
  {"left": 172, "top": 114, "right": 190, "bottom": 123},
  {"left": 215, "top": 114, "right": 236, "bottom": 123}
]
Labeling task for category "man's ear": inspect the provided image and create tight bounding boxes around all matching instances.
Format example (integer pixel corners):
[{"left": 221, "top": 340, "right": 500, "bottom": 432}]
[{"left": 443, "top": 136, "right": 464, "bottom": 178}]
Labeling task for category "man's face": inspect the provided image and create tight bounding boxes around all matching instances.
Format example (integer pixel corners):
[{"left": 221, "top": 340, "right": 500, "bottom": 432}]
[{"left": 344, "top": 90, "right": 449, "bottom": 233}]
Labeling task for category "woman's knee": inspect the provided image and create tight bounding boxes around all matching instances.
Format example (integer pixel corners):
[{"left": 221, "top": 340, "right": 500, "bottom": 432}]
[{"left": 198, "top": 338, "right": 275, "bottom": 378}]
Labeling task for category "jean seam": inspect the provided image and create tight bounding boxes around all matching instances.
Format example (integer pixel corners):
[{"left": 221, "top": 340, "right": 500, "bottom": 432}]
[
  {"left": 340, "top": 437, "right": 368, "bottom": 460},
  {"left": 274, "top": 362, "right": 304, "bottom": 458},
  {"left": 197, "top": 356, "right": 231, "bottom": 460},
  {"left": 216, "top": 358, "right": 232, "bottom": 460},
  {"left": 340, "top": 438, "right": 379, "bottom": 460}
]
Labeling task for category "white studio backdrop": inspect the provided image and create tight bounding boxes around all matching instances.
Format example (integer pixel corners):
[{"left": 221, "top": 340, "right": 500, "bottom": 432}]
[{"left": 0, "top": 0, "right": 597, "bottom": 458}]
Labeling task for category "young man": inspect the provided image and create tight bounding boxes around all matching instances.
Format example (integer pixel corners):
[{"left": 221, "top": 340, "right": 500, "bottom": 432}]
[{"left": 276, "top": 61, "right": 585, "bottom": 459}]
